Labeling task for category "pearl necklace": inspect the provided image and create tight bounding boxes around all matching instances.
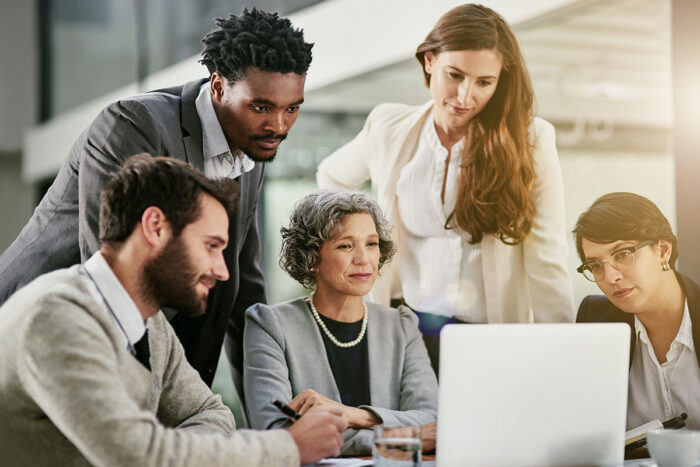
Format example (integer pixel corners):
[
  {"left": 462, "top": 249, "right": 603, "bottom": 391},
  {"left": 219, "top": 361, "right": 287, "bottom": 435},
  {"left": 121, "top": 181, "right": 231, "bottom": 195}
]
[{"left": 306, "top": 295, "right": 368, "bottom": 348}]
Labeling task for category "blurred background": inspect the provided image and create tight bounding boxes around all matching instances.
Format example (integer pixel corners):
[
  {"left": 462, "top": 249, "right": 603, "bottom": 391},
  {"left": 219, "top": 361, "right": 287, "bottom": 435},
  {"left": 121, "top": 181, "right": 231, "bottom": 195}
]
[{"left": 2, "top": 0, "right": 699, "bottom": 415}]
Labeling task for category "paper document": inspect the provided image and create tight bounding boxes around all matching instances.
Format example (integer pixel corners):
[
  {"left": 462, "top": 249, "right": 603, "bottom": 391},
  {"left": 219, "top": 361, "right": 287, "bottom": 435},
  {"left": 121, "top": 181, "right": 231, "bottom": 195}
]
[
  {"left": 305, "top": 458, "right": 373, "bottom": 467},
  {"left": 625, "top": 419, "right": 662, "bottom": 445}
]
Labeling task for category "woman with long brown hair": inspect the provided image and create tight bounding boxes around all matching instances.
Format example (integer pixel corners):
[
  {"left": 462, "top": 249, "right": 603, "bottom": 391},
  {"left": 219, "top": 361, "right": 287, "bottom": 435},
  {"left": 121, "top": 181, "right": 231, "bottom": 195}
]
[{"left": 317, "top": 3, "right": 574, "bottom": 371}]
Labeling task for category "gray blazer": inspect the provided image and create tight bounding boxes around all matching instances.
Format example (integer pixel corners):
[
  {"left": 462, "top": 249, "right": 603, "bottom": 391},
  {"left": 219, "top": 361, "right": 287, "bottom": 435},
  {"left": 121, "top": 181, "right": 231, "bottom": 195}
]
[
  {"left": 0, "top": 79, "right": 265, "bottom": 386},
  {"left": 243, "top": 298, "right": 438, "bottom": 455},
  {"left": 0, "top": 266, "right": 298, "bottom": 466}
]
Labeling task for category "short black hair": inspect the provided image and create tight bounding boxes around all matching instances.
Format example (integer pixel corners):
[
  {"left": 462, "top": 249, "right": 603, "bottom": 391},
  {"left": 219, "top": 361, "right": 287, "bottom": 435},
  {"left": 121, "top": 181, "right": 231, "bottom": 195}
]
[
  {"left": 99, "top": 154, "right": 239, "bottom": 245},
  {"left": 573, "top": 192, "right": 679, "bottom": 268},
  {"left": 199, "top": 8, "right": 313, "bottom": 83}
]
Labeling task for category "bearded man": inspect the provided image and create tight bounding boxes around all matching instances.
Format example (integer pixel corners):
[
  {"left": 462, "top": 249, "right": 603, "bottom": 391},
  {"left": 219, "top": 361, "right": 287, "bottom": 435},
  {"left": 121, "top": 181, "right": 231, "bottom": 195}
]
[{"left": 0, "top": 155, "right": 346, "bottom": 466}]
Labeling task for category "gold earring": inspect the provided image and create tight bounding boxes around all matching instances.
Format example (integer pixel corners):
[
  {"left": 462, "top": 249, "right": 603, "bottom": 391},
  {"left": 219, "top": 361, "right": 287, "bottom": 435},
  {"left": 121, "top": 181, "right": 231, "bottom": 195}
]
[{"left": 662, "top": 262, "right": 670, "bottom": 271}]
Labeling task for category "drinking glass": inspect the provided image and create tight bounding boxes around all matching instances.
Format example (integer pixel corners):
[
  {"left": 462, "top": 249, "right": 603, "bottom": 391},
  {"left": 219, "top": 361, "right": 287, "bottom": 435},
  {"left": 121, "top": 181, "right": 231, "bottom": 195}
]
[{"left": 373, "top": 425, "right": 421, "bottom": 467}]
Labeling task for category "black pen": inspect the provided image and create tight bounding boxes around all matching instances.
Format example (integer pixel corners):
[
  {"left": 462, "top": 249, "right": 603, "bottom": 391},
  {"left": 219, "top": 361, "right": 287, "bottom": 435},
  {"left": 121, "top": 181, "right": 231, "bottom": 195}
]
[
  {"left": 662, "top": 412, "right": 687, "bottom": 429},
  {"left": 273, "top": 400, "right": 301, "bottom": 421}
]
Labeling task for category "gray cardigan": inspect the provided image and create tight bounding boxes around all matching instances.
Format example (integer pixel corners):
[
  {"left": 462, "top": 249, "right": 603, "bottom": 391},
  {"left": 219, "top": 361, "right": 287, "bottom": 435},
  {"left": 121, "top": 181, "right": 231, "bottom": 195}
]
[
  {"left": 0, "top": 266, "right": 298, "bottom": 466},
  {"left": 244, "top": 298, "right": 438, "bottom": 455}
]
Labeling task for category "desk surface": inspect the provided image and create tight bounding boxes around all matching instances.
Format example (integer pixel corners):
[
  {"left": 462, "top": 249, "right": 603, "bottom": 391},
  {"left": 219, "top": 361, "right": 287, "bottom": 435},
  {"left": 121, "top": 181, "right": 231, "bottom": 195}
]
[{"left": 307, "top": 456, "right": 700, "bottom": 466}]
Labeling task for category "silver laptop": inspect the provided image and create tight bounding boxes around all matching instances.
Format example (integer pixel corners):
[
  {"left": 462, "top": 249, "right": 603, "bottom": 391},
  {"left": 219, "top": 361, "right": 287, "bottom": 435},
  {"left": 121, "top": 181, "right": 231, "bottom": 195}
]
[{"left": 436, "top": 323, "right": 630, "bottom": 467}]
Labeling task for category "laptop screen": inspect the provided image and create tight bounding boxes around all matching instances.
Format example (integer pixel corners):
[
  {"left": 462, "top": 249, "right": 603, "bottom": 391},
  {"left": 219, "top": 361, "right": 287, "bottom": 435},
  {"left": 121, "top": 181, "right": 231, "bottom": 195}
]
[{"left": 436, "top": 323, "right": 629, "bottom": 467}]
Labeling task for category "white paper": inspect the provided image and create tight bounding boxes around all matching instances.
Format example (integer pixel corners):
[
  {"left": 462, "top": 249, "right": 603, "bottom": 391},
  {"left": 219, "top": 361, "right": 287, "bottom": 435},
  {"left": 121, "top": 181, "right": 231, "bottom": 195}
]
[
  {"left": 305, "top": 458, "right": 373, "bottom": 467},
  {"left": 625, "top": 419, "right": 662, "bottom": 442}
]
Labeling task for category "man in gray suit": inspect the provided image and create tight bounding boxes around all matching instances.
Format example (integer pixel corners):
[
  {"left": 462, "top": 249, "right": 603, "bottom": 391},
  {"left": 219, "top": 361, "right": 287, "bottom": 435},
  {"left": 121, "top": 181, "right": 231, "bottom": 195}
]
[
  {"left": 0, "top": 154, "right": 346, "bottom": 466},
  {"left": 0, "top": 8, "right": 311, "bottom": 390}
]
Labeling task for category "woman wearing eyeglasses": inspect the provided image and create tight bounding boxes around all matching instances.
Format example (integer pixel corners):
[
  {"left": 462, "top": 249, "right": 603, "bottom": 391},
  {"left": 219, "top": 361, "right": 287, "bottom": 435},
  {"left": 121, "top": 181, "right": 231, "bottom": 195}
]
[{"left": 574, "top": 192, "right": 699, "bottom": 430}]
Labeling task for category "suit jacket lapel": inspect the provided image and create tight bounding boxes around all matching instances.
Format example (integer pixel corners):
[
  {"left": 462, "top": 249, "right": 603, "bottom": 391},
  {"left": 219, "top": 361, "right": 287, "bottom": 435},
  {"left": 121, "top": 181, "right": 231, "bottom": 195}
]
[
  {"left": 367, "top": 305, "right": 392, "bottom": 408},
  {"left": 678, "top": 273, "right": 700, "bottom": 368},
  {"left": 180, "top": 78, "right": 207, "bottom": 170},
  {"left": 301, "top": 300, "right": 342, "bottom": 401}
]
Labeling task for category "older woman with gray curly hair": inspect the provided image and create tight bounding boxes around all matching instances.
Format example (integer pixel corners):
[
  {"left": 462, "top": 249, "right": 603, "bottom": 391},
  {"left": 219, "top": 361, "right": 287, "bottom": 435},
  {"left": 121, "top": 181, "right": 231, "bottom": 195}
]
[{"left": 243, "top": 189, "right": 438, "bottom": 456}]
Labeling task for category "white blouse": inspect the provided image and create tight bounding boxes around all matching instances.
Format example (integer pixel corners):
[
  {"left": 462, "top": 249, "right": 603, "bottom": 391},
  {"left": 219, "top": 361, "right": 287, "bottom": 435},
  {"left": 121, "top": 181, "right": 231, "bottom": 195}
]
[
  {"left": 627, "top": 303, "right": 700, "bottom": 430},
  {"left": 395, "top": 113, "right": 487, "bottom": 323}
]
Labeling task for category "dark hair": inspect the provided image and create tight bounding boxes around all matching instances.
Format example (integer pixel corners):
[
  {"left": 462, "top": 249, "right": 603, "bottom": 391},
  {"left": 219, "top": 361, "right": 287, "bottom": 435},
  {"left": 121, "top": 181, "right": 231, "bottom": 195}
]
[
  {"left": 199, "top": 8, "right": 313, "bottom": 83},
  {"left": 280, "top": 190, "right": 396, "bottom": 289},
  {"left": 99, "top": 154, "right": 239, "bottom": 245},
  {"left": 415, "top": 3, "right": 536, "bottom": 245},
  {"left": 573, "top": 192, "right": 678, "bottom": 268}
]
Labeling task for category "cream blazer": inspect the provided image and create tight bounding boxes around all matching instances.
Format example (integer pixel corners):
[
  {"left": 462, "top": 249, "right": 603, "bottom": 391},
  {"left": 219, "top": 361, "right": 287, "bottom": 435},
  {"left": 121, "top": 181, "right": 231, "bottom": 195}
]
[{"left": 317, "top": 102, "right": 574, "bottom": 323}]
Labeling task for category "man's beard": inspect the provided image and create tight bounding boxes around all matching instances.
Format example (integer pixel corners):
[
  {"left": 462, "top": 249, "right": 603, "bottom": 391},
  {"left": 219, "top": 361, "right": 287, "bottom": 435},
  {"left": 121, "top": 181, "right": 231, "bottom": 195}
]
[
  {"left": 242, "top": 132, "right": 288, "bottom": 163},
  {"left": 140, "top": 235, "right": 213, "bottom": 316}
]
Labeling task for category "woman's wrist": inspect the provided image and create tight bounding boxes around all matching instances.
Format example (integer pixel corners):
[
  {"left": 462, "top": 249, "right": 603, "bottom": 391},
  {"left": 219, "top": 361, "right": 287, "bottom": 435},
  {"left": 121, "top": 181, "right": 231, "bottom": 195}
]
[{"left": 346, "top": 406, "right": 380, "bottom": 429}]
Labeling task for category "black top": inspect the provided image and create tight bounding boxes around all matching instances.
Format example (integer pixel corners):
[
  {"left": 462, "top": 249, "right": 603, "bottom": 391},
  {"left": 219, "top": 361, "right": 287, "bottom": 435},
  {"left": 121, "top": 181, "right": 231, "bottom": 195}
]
[{"left": 315, "top": 312, "right": 371, "bottom": 408}]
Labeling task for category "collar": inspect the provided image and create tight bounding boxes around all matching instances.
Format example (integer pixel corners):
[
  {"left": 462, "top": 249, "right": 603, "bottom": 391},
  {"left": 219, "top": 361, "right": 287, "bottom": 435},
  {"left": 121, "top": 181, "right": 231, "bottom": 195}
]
[
  {"left": 195, "top": 83, "right": 233, "bottom": 161},
  {"left": 422, "top": 110, "right": 465, "bottom": 161},
  {"left": 84, "top": 252, "right": 147, "bottom": 345},
  {"left": 634, "top": 298, "right": 693, "bottom": 351},
  {"left": 195, "top": 83, "right": 255, "bottom": 176}
]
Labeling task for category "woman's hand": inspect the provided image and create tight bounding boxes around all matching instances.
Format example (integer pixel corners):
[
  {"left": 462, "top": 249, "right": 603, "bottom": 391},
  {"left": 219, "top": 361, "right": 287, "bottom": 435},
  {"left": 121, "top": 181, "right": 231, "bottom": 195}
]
[
  {"left": 288, "top": 389, "right": 380, "bottom": 429},
  {"left": 288, "top": 389, "right": 342, "bottom": 416},
  {"left": 421, "top": 421, "right": 436, "bottom": 453}
]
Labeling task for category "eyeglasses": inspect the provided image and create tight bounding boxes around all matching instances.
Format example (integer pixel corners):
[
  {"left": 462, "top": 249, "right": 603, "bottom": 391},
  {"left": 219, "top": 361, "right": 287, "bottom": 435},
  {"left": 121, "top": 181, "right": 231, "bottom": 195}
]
[{"left": 576, "top": 240, "right": 655, "bottom": 282}]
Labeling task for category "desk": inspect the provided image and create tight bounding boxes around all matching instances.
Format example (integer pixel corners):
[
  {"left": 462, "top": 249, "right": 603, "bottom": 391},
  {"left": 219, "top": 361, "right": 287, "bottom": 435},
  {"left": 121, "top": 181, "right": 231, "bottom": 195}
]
[
  {"left": 626, "top": 460, "right": 700, "bottom": 466},
  {"left": 307, "top": 455, "right": 700, "bottom": 466}
]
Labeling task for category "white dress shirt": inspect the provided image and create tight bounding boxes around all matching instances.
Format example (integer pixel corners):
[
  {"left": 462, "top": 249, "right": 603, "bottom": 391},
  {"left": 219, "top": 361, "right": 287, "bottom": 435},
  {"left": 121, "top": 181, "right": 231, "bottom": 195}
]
[
  {"left": 195, "top": 83, "right": 255, "bottom": 179},
  {"left": 627, "top": 301, "right": 700, "bottom": 430},
  {"left": 395, "top": 113, "right": 487, "bottom": 323},
  {"left": 79, "top": 252, "right": 146, "bottom": 354}
]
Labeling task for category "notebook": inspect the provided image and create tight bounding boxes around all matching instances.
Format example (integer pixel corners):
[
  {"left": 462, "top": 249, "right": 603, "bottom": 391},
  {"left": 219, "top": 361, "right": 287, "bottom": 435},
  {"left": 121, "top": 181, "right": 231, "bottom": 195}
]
[{"left": 436, "top": 323, "right": 630, "bottom": 467}]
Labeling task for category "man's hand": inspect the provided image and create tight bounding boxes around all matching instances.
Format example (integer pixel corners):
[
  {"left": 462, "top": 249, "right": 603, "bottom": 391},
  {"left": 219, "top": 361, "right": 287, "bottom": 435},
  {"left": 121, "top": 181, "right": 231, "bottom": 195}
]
[
  {"left": 289, "top": 389, "right": 380, "bottom": 429},
  {"left": 287, "top": 405, "right": 347, "bottom": 464}
]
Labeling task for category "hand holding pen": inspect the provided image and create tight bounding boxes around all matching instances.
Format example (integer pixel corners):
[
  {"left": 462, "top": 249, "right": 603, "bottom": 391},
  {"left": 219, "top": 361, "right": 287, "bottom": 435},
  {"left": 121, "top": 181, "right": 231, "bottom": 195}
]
[{"left": 273, "top": 399, "right": 301, "bottom": 421}]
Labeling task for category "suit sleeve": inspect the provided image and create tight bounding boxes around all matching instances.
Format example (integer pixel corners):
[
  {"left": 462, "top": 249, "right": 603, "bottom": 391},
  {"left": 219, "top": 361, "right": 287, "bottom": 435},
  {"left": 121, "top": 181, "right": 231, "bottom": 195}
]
[
  {"left": 243, "top": 304, "right": 295, "bottom": 431},
  {"left": 18, "top": 298, "right": 299, "bottom": 467},
  {"left": 523, "top": 120, "right": 575, "bottom": 322},
  {"left": 0, "top": 155, "right": 82, "bottom": 304},
  {"left": 155, "top": 315, "right": 237, "bottom": 434},
  {"left": 358, "top": 306, "right": 438, "bottom": 426},
  {"left": 316, "top": 106, "right": 380, "bottom": 189},
  {"left": 78, "top": 100, "right": 164, "bottom": 259},
  {"left": 0, "top": 100, "right": 163, "bottom": 306}
]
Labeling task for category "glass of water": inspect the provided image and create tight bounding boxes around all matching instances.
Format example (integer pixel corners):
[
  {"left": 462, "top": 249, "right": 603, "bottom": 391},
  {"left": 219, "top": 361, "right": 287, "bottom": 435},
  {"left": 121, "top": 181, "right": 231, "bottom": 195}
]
[{"left": 373, "top": 425, "right": 421, "bottom": 467}]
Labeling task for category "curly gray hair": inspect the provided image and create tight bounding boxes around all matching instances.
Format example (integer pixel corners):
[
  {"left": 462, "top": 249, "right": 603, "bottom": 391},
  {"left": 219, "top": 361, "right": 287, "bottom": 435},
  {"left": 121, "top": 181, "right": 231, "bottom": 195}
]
[{"left": 280, "top": 189, "right": 396, "bottom": 289}]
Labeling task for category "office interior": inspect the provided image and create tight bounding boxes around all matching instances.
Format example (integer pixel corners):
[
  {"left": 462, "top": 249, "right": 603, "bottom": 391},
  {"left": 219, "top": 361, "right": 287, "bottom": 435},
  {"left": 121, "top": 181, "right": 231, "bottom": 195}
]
[{"left": 1, "top": 0, "right": 699, "bottom": 414}]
